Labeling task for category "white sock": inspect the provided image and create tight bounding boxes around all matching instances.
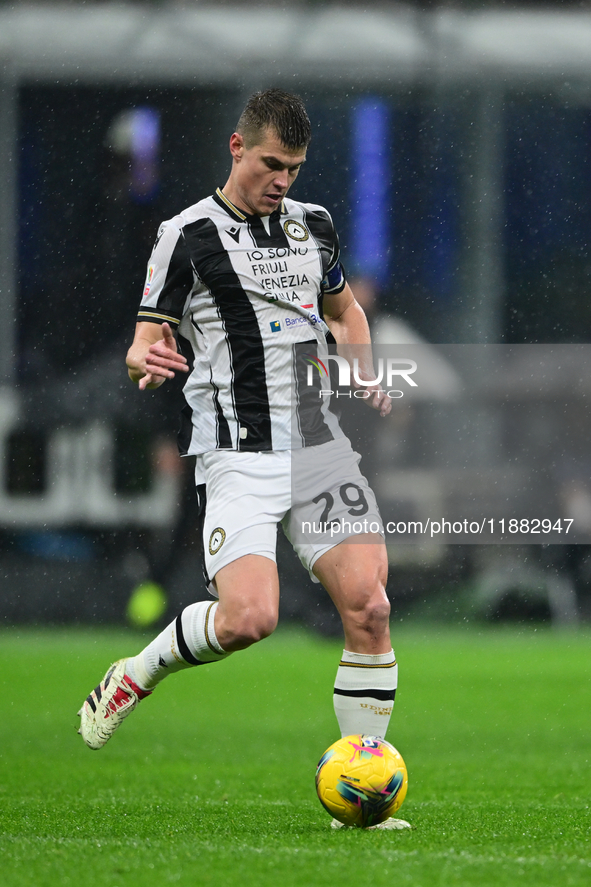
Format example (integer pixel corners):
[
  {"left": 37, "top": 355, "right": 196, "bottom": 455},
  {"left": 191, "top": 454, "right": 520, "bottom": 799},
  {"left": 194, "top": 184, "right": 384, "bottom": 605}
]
[
  {"left": 333, "top": 649, "right": 397, "bottom": 738},
  {"left": 126, "top": 601, "right": 230, "bottom": 691}
]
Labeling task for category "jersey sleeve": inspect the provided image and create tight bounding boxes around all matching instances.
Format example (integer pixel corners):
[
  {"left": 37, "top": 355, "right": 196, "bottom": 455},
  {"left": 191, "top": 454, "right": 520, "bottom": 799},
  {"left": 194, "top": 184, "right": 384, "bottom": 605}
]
[
  {"left": 312, "top": 208, "right": 347, "bottom": 296},
  {"left": 321, "top": 260, "right": 347, "bottom": 295},
  {"left": 137, "top": 220, "right": 194, "bottom": 328}
]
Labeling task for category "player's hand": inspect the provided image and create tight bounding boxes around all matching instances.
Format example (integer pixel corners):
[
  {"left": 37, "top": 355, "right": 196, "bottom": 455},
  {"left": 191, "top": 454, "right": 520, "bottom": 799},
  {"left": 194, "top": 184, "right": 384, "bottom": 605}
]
[
  {"left": 139, "top": 323, "right": 189, "bottom": 390},
  {"left": 352, "top": 369, "right": 392, "bottom": 417},
  {"left": 362, "top": 383, "right": 392, "bottom": 417}
]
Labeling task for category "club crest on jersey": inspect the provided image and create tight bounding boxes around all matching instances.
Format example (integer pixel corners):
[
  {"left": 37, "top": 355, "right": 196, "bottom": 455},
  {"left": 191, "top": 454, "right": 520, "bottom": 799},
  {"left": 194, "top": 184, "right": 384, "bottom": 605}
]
[
  {"left": 209, "top": 528, "right": 226, "bottom": 555},
  {"left": 283, "top": 220, "right": 309, "bottom": 242}
]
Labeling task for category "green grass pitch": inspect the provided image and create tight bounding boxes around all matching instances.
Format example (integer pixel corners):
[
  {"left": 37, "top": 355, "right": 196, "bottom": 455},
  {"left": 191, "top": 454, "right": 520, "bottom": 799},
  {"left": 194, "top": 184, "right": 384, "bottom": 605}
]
[{"left": 0, "top": 624, "right": 589, "bottom": 886}]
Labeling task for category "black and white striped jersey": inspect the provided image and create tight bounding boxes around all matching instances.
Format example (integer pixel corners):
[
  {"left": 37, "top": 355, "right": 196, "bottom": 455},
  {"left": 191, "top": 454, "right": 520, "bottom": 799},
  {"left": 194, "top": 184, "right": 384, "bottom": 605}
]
[{"left": 137, "top": 189, "right": 347, "bottom": 454}]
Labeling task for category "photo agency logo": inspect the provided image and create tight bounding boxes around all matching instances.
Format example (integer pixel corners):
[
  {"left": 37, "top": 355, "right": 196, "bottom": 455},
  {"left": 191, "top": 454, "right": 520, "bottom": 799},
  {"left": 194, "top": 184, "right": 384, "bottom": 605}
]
[{"left": 304, "top": 354, "right": 418, "bottom": 399}]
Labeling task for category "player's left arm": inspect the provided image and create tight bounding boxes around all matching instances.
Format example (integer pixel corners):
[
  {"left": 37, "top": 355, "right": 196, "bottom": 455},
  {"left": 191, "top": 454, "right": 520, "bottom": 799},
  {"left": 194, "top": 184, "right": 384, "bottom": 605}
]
[{"left": 323, "top": 282, "right": 391, "bottom": 417}]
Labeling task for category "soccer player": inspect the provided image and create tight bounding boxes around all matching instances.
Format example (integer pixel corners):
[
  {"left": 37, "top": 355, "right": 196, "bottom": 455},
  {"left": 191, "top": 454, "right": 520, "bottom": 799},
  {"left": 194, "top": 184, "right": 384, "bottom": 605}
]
[{"left": 78, "top": 89, "right": 409, "bottom": 830}]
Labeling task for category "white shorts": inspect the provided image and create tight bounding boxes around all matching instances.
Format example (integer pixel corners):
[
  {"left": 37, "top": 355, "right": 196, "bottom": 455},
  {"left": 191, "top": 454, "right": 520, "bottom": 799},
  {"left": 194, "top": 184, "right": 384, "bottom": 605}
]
[{"left": 195, "top": 438, "right": 383, "bottom": 590}]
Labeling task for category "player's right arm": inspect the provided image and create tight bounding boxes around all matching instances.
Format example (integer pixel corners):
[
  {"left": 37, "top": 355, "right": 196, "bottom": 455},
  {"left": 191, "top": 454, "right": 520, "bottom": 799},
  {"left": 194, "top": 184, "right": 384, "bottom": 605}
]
[
  {"left": 126, "top": 321, "right": 188, "bottom": 391},
  {"left": 129, "top": 216, "right": 193, "bottom": 390}
]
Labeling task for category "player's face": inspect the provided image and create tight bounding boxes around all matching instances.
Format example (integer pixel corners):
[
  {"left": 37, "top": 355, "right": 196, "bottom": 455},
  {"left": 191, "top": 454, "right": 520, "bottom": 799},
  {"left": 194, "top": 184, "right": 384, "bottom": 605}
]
[{"left": 226, "top": 128, "right": 307, "bottom": 216}]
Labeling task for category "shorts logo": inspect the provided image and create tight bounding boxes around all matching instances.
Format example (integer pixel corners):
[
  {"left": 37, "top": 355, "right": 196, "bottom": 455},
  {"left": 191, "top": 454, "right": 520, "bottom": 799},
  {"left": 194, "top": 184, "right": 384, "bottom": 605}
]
[
  {"left": 283, "top": 220, "right": 309, "bottom": 242},
  {"left": 209, "top": 528, "right": 226, "bottom": 555},
  {"left": 270, "top": 320, "right": 281, "bottom": 332}
]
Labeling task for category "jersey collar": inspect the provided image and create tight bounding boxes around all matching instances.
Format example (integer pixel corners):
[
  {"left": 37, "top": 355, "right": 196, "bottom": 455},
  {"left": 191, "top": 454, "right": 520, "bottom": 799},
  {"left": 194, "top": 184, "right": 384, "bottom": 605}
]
[{"left": 214, "top": 187, "right": 286, "bottom": 222}]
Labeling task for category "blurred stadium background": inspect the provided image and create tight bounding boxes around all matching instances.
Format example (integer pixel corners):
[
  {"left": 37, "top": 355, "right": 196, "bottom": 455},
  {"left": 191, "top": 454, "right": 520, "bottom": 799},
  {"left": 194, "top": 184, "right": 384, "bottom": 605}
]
[{"left": 2, "top": 0, "right": 591, "bottom": 629}]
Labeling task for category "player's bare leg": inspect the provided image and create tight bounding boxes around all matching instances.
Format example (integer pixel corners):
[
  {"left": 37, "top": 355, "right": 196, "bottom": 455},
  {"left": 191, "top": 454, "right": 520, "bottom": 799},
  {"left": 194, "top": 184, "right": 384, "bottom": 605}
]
[
  {"left": 314, "top": 534, "right": 397, "bottom": 737},
  {"left": 313, "top": 535, "right": 391, "bottom": 654},
  {"left": 77, "top": 555, "right": 278, "bottom": 750},
  {"left": 77, "top": 555, "right": 279, "bottom": 749},
  {"left": 213, "top": 554, "right": 280, "bottom": 651}
]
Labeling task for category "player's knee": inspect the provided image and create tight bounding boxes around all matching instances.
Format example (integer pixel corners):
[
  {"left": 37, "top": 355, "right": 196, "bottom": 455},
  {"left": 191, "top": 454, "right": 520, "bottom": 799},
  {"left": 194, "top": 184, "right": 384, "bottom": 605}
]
[
  {"left": 227, "top": 607, "right": 278, "bottom": 648},
  {"left": 364, "top": 593, "right": 391, "bottom": 629},
  {"left": 342, "top": 587, "right": 390, "bottom": 635},
  {"left": 245, "top": 611, "right": 278, "bottom": 644}
]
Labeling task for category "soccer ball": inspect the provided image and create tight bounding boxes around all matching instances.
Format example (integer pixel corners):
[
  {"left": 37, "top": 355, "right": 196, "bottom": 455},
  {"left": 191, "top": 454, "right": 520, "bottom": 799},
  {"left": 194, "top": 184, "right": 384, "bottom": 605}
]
[{"left": 315, "top": 734, "right": 408, "bottom": 828}]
